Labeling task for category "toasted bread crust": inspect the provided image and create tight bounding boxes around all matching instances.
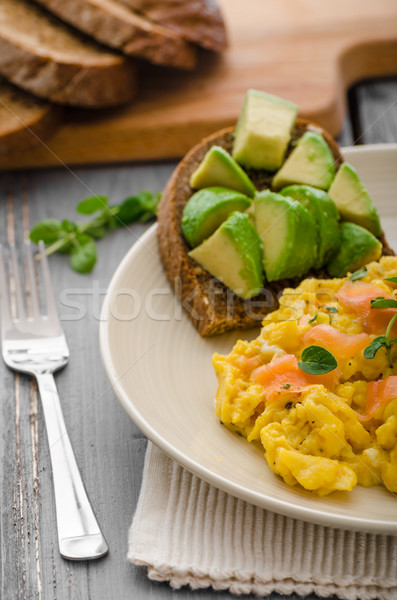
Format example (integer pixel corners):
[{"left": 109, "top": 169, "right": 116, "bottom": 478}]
[
  {"left": 34, "top": 0, "right": 196, "bottom": 70},
  {"left": 0, "top": 0, "right": 137, "bottom": 108},
  {"left": 158, "top": 120, "right": 394, "bottom": 336},
  {"left": 118, "top": 0, "right": 227, "bottom": 53},
  {"left": 0, "top": 78, "right": 60, "bottom": 159}
]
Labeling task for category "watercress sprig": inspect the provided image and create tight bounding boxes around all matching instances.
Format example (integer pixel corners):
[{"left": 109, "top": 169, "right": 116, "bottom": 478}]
[
  {"left": 29, "top": 191, "right": 161, "bottom": 273},
  {"left": 363, "top": 296, "right": 397, "bottom": 367}
]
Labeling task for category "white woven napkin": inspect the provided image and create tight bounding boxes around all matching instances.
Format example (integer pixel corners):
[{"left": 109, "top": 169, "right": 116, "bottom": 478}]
[{"left": 128, "top": 442, "right": 397, "bottom": 599}]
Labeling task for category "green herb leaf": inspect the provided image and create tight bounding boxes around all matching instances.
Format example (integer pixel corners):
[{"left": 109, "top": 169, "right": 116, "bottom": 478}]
[
  {"left": 349, "top": 267, "right": 367, "bottom": 281},
  {"left": 85, "top": 225, "right": 107, "bottom": 239},
  {"left": 76, "top": 195, "right": 108, "bottom": 215},
  {"left": 29, "top": 188, "right": 159, "bottom": 273},
  {"left": 29, "top": 219, "right": 61, "bottom": 244},
  {"left": 116, "top": 197, "right": 143, "bottom": 225},
  {"left": 363, "top": 336, "right": 387, "bottom": 359},
  {"left": 117, "top": 191, "right": 161, "bottom": 225},
  {"left": 325, "top": 306, "right": 338, "bottom": 314},
  {"left": 61, "top": 219, "right": 77, "bottom": 233},
  {"left": 69, "top": 235, "right": 97, "bottom": 273},
  {"left": 366, "top": 296, "right": 397, "bottom": 368},
  {"left": 298, "top": 345, "right": 338, "bottom": 375},
  {"left": 282, "top": 383, "right": 291, "bottom": 389},
  {"left": 139, "top": 210, "right": 157, "bottom": 224},
  {"left": 371, "top": 298, "right": 397, "bottom": 309},
  {"left": 57, "top": 241, "right": 73, "bottom": 254},
  {"left": 384, "top": 277, "right": 397, "bottom": 284},
  {"left": 308, "top": 313, "right": 318, "bottom": 324}
]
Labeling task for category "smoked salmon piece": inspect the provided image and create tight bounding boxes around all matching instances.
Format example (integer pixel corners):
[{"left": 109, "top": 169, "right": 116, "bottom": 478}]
[
  {"left": 337, "top": 281, "right": 397, "bottom": 335},
  {"left": 233, "top": 355, "right": 263, "bottom": 375},
  {"left": 359, "top": 375, "right": 397, "bottom": 421},
  {"left": 303, "top": 324, "right": 370, "bottom": 359},
  {"left": 252, "top": 354, "right": 339, "bottom": 402}
]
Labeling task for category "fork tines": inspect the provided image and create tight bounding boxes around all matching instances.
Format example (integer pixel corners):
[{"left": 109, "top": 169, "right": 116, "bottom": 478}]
[{"left": 0, "top": 241, "right": 60, "bottom": 327}]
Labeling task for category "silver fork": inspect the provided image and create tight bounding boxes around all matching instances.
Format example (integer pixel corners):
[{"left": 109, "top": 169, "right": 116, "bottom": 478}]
[{"left": 0, "top": 241, "right": 108, "bottom": 561}]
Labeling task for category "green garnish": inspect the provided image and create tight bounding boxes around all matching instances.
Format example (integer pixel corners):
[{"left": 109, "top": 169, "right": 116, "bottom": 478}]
[
  {"left": 349, "top": 267, "right": 367, "bottom": 281},
  {"left": 364, "top": 296, "right": 397, "bottom": 367},
  {"left": 281, "top": 383, "right": 291, "bottom": 389},
  {"left": 298, "top": 345, "right": 338, "bottom": 375},
  {"left": 325, "top": 306, "right": 338, "bottom": 314},
  {"left": 384, "top": 277, "right": 397, "bottom": 284},
  {"left": 308, "top": 313, "right": 318, "bottom": 324},
  {"left": 30, "top": 191, "right": 161, "bottom": 273},
  {"left": 324, "top": 306, "right": 338, "bottom": 324},
  {"left": 364, "top": 336, "right": 388, "bottom": 359},
  {"left": 370, "top": 298, "right": 397, "bottom": 309}
]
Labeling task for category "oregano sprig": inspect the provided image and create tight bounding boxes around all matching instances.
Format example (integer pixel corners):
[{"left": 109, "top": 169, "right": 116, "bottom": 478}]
[
  {"left": 298, "top": 345, "right": 338, "bottom": 375},
  {"left": 363, "top": 296, "right": 397, "bottom": 367},
  {"left": 349, "top": 267, "right": 367, "bottom": 282},
  {"left": 29, "top": 190, "right": 161, "bottom": 273}
]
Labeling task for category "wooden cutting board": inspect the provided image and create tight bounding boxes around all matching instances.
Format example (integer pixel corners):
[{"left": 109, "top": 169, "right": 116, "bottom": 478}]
[{"left": 2, "top": 0, "right": 397, "bottom": 170}]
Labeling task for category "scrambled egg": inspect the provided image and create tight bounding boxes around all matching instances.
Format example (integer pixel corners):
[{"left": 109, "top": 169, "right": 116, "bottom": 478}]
[{"left": 213, "top": 257, "right": 397, "bottom": 495}]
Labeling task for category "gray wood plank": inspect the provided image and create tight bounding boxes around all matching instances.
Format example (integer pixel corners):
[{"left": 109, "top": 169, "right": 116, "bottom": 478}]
[
  {"left": 20, "top": 164, "right": 175, "bottom": 600},
  {"left": 355, "top": 78, "right": 397, "bottom": 143}
]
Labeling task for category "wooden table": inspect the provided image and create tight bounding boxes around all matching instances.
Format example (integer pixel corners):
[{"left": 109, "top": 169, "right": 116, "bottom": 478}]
[{"left": 1, "top": 79, "right": 396, "bottom": 600}]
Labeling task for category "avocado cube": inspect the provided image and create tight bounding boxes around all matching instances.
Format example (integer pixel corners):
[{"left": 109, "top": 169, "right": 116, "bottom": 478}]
[
  {"left": 190, "top": 146, "right": 256, "bottom": 198},
  {"left": 327, "top": 222, "right": 382, "bottom": 278},
  {"left": 280, "top": 185, "right": 341, "bottom": 269},
  {"left": 189, "top": 211, "right": 264, "bottom": 299},
  {"left": 232, "top": 89, "right": 298, "bottom": 172},
  {"left": 327, "top": 162, "right": 381, "bottom": 237},
  {"left": 272, "top": 131, "right": 336, "bottom": 191},
  {"left": 254, "top": 190, "right": 318, "bottom": 281},
  {"left": 181, "top": 187, "right": 252, "bottom": 248}
]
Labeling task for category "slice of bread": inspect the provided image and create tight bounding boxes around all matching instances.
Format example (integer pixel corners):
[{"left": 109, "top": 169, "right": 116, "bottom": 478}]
[
  {"left": 0, "top": 0, "right": 137, "bottom": 108},
  {"left": 0, "top": 77, "right": 59, "bottom": 160},
  {"left": 157, "top": 120, "right": 394, "bottom": 336},
  {"left": 118, "top": 0, "right": 227, "bottom": 52},
  {"left": 34, "top": 0, "right": 196, "bottom": 70},
  {"left": 0, "top": 78, "right": 60, "bottom": 159}
]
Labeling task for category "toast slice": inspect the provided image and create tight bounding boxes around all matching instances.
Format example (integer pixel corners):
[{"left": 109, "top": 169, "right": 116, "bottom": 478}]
[
  {"left": 34, "top": 0, "right": 196, "bottom": 70},
  {"left": 157, "top": 120, "right": 394, "bottom": 336},
  {"left": 0, "top": 0, "right": 137, "bottom": 108},
  {"left": 0, "top": 78, "right": 59, "bottom": 159},
  {"left": 118, "top": 0, "right": 227, "bottom": 52}
]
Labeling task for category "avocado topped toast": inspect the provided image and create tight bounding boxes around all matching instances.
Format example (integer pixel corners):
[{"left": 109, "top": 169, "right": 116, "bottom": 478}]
[{"left": 157, "top": 96, "right": 393, "bottom": 336}]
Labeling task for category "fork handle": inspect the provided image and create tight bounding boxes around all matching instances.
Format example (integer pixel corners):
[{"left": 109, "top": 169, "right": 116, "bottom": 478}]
[{"left": 36, "top": 373, "right": 108, "bottom": 560}]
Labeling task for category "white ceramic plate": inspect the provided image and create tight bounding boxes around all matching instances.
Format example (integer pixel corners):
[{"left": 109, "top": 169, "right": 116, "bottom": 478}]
[{"left": 100, "top": 144, "right": 397, "bottom": 534}]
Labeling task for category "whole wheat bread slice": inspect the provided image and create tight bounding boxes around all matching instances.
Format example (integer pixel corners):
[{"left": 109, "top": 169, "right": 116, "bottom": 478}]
[
  {"left": 157, "top": 120, "right": 395, "bottom": 336},
  {"left": 34, "top": 0, "right": 196, "bottom": 70},
  {"left": 0, "top": 0, "right": 137, "bottom": 108},
  {"left": 118, "top": 0, "right": 227, "bottom": 52},
  {"left": 0, "top": 78, "right": 59, "bottom": 160}
]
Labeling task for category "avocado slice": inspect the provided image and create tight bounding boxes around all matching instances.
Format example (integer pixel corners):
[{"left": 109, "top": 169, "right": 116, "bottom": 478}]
[
  {"left": 189, "top": 211, "right": 264, "bottom": 299},
  {"left": 280, "top": 185, "right": 340, "bottom": 268},
  {"left": 190, "top": 145, "right": 256, "bottom": 198},
  {"left": 327, "top": 162, "right": 381, "bottom": 237},
  {"left": 327, "top": 222, "right": 382, "bottom": 278},
  {"left": 254, "top": 190, "right": 318, "bottom": 281},
  {"left": 272, "top": 131, "right": 336, "bottom": 191},
  {"left": 181, "top": 187, "right": 252, "bottom": 248},
  {"left": 232, "top": 89, "right": 298, "bottom": 171}
]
